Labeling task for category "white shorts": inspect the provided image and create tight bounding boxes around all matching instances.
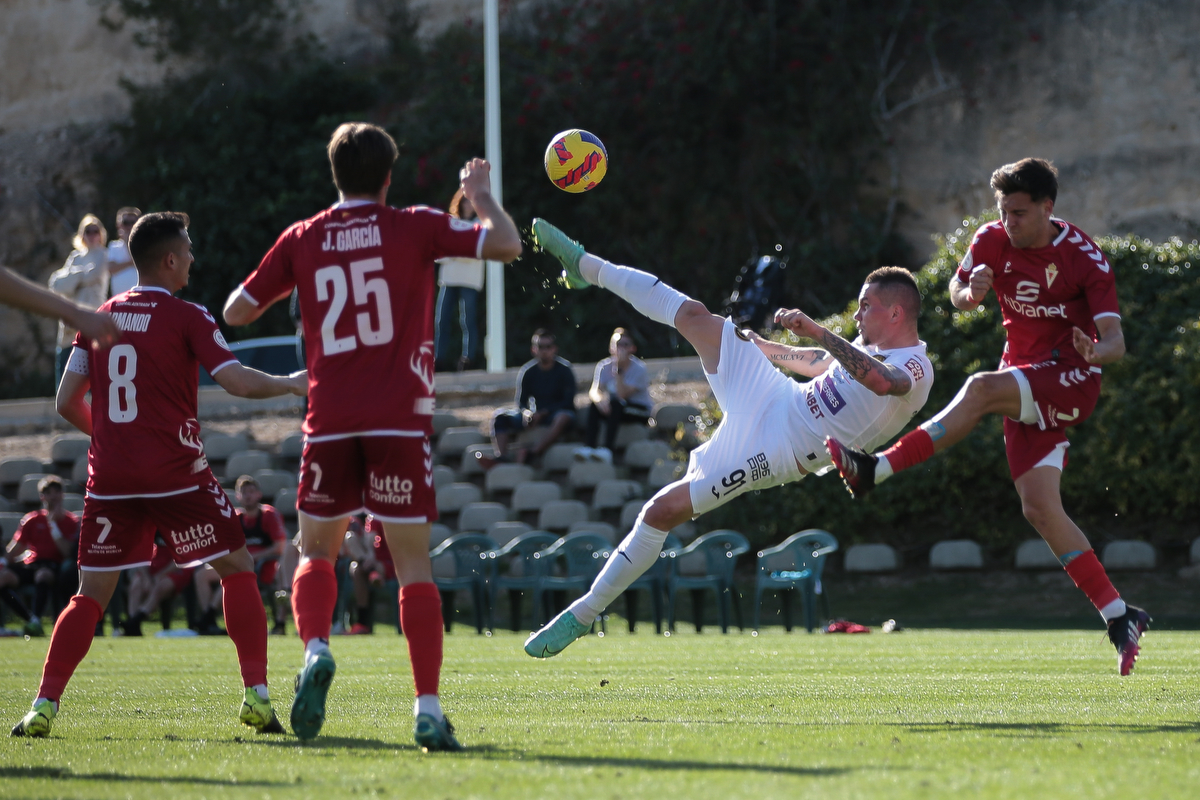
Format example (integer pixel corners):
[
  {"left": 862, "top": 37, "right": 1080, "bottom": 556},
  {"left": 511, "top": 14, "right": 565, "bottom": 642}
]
[{"left": 685, "top": 319, "right": 815, "bottom": 517}]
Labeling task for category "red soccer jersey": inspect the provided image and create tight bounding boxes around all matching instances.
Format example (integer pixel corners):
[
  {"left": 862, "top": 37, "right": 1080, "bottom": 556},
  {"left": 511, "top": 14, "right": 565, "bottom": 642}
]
[
  {"left": 12, "top": 510, "right": 79, "bottom": 565},
  {"left": 238, "top": 504, "right": 287, "bottom": 551},
  {"left": 72, "top": 287, "right": 240, "bottom": 497},
  {"left": 238, "top": 202, "right": 484, "bottom": 439},
  {"left": 956, "top": 219, "right": 1120, "bottom": 369}
]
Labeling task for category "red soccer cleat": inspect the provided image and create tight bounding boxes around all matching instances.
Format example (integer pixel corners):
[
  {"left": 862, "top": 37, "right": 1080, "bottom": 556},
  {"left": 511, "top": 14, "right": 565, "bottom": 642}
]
[
  {"left": 1107, "top": 605, "right": 1151, "bottom": 676},
  {"left": 825, "top": 437, "right": 877, "bottom": 498},
  {"left": 347, "top": 623, "right": 372, "bottom": 635}
]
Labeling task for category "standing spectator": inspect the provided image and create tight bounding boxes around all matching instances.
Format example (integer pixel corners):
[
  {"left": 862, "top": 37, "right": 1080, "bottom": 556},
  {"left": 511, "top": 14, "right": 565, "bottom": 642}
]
[
  {"left": 580, "top": 327, "right": 653, "bottom": 462},
  {"left": 48, "top": 215, "right": 109, "bottom": 385},
  {"left": 480, "top": 329, "right": 578, "bottom": 467},
  {"left": 0, "top": 476, "right": 79, "bottom": 636},
  {"left": 107, "top": 207, "right": 142, "bottom": 297},
  {"left": 435, "top": 188, "right": 485, "bottom": 371}
]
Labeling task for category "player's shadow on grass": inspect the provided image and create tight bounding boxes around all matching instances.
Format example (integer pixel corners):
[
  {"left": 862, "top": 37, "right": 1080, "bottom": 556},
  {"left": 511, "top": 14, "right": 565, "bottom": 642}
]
[
  {"left": 248, "top": 735, "right": 408, "bottom": 751},
  {"left": 0, "top": 765, "right": 287, "bottom": 787},
  {"left": 472, "top": 747, "right": 859, "bottom": 777},
  {"left": 896, "top": 721, "right": 1200, "bottom": 736}
]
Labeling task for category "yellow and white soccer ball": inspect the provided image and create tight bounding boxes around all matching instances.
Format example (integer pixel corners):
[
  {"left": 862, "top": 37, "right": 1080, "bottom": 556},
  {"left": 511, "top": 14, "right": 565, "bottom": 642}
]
[{"left": 544, "top": 129, "right": 608, "bottom": 193}]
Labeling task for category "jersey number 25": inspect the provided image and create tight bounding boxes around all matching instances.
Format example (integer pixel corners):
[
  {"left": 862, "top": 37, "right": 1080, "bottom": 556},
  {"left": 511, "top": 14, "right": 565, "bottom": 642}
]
[{"left": 315, "top": 257, "right": 394, "bottom": 356}]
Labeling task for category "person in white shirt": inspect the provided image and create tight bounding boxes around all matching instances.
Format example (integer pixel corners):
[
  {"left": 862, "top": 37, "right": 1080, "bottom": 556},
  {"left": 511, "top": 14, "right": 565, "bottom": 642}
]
[
  {"left": 434, "top": 188, "right": 485, "bottom": 371},
  {"left": 48, "top": 215, "right": 109, "bottom": 385},
  {"left": 106, "top": 207, "right": 142, "bottom": 297},
  {"left": 523, "top": 218, "right": 934, "bottom": 658},
  {"left": 581, "top": 327, "right": 653, "bottom": 461}
]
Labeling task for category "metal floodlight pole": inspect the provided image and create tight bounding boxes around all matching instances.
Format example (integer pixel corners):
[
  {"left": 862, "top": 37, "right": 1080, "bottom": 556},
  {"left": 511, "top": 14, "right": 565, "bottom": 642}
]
[{"left": 484, "top": 0, "right": 506, "bottom": 373}]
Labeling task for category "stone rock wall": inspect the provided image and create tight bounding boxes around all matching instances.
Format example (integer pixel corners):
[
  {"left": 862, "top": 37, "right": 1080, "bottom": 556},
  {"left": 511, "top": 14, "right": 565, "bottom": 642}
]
[{"left": 891, "top": 0, "right": 1200, "bottom": 256}]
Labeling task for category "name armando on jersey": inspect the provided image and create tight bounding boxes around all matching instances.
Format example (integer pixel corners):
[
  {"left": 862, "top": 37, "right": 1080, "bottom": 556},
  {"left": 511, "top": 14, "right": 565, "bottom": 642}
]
[{"left": 322, "top": 224, "right": 382, "bottom": 252}]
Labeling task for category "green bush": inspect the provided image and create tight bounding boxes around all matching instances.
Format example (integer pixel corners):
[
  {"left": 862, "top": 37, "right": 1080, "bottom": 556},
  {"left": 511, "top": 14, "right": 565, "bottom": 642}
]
[{"left": 706, "top": 212, "right": 1200, "bottom": 554}]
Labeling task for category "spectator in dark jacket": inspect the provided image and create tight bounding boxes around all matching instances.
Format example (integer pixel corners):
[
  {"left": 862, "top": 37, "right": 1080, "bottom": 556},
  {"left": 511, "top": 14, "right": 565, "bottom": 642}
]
[{"left": 480, "top": 329, "right": 578, "bottom": 467}]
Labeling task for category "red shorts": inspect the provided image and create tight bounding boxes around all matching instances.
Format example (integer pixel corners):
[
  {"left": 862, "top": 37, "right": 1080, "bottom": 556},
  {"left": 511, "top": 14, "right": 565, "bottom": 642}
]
[
  {"left": 298, "top": 436, "right": 437, "bottom": 523},
  {"left": 251, "top": 549, "right": 279, "bottom": 585},
  {"left": 1004, "top": 360, "right": 1102, "bottom": 480},
  {"left": 79, "top": 478, "right": 246, "bottom": 571}
]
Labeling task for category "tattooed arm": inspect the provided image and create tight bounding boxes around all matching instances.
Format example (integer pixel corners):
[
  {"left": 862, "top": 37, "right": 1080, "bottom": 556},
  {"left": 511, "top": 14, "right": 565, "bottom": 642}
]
[
  {"left": 744, "top": 330, "right": 833, "bottom": 377},
  {"left": 773, "top": 308, "right": 913, "bottom": 397}
]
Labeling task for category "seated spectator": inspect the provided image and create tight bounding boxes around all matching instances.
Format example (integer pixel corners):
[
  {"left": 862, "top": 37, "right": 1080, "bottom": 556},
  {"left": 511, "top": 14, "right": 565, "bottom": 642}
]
[
  {"left": 120, "top": 535, "right": 194, "bottom": 636},
  {"left": 107, "top": 207, "right": 142, "bottom": 297},
  {"left": 49, "top": 214, "right": 109, "bottom": 385},
  {"left": 0, "top": 476, "right": 79, "bottom": 636},
  {"left": 194, "top": 475, "right": 287, "bottom": 635},
  {"left": 579, "top": 327, "right": 653, "bottom": 462},
  {"left": 334, "top": 516, "right": 371, "bottom": 635},
  {"left": 479, "top": 328, "right": 578, "bottom": 467},
  {"left": 346, "top": 516, "right": 393, "bottom": 635}
]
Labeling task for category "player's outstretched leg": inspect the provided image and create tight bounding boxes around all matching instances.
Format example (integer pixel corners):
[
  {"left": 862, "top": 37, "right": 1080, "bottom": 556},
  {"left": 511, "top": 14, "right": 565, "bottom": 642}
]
[
  {"left": 825, "top": 437, "right": 878, "bottom": 498},
  {"left": 525, "top": 484, "right": 690, "bottom": 659},
  {"left": 11, "top": 699, "right": 56, "bottom": 738},
  {"left": 1107, "top": 604, "right": 1152, "bottom": 676},
  {"left": 531, "top": 218, "right": 589, "bottom": 289}
]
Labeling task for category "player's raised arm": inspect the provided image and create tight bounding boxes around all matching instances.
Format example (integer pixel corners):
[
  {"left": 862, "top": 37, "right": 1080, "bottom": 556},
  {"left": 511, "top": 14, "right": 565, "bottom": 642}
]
[
  {"left": 213, "top": 364, "right": 308, "bottom": 400},
  {"left": 950, "top": 264, "right": 993, "bottom": 309},
  {"left": 1073, "top": 316, "right": 1125, "bottom": 365},
  {"left": 775, "top": 308, "right": 912, "bottom": 397},
  {"left": 744, "top": 328, "right": 833, "bottom": 377},
  {"left": 1, "top": 266, "right": 121, "bottom": 348},
  {"left": 459, "top": 158, "right": 522, "bottom": 263}
]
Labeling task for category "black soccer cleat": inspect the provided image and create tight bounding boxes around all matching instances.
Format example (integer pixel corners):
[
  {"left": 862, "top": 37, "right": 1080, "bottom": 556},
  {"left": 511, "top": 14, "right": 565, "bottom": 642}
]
[
  {"left": 825, "top": 437, "right": 877, "bottom": 498},
  {"left": 1107, "top": 604, "right": 1151, "bottom": 676}
]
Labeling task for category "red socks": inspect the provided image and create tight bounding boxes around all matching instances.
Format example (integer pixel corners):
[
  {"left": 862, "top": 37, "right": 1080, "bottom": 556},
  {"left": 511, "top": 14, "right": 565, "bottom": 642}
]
[
  {"left": 879, "top": 428, "right": 935, "bottom": 474},
  {"left": 221, "top": 571, "right": 269, "bottom": 687},
  {"left": 1063, "top": 549, "right": 1121, "bottom": 613},
  {"left": 399, "top": 582, "right": 443, "bottom": 696},
  {"left": 37, "top": 595, "right": 103, "bottom": 702},
  {"left": 292, "top": 558, "right": 337, "bottom": 644}
]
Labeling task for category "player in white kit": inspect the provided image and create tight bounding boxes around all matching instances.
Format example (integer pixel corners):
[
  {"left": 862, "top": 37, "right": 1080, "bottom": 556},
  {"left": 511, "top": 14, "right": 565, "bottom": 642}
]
[{"left": 523, "top": 219, "right": 934, "bottom": 658}]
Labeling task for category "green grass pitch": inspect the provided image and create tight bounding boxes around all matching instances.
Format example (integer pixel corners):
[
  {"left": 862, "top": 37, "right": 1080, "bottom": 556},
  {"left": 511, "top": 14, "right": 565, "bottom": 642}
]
[{"left": 2, "top": 625, "right": 1198, "bottom": 799}]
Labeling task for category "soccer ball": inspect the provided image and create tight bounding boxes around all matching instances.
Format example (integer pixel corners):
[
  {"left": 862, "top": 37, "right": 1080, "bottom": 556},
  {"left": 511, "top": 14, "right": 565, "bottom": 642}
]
[{"left": 544, "top": 129, "right": 608, "bottom": 193}]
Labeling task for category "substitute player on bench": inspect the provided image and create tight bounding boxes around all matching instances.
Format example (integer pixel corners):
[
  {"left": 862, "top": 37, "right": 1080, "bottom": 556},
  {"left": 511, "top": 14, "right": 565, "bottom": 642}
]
[
  {"left": 826, "top": 158, "right": 1150, "bottom": 675},
  {"left": 12, "top": 212, "right": 307, "bottom": 737},
  {"left": 223, "top": 123, "right": 521, "bottom": 747},
  {"left": 523, "top": 219, "right": 934, "bottom": 658}
]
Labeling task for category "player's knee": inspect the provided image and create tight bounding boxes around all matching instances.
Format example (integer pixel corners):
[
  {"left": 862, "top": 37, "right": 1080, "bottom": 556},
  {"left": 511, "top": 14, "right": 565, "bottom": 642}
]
[
  {"left": 1019, "top": 494, "right": 1060, "bottom": 531},
  {"left": 641, "top": 491, "right": 689, "bottom": 531}
]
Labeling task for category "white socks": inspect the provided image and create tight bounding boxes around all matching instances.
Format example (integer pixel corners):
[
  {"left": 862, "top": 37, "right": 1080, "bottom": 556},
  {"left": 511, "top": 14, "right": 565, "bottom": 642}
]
[
  {"left": 874, "top": 455, "right": 894, "bottom": 482},
  {"left": 581, "top": 254, "right": 690, "bottom": 329},
  {"left": 1099, "top": 598, "right": 1127, "bottom": 622},
  {"left": 304, "top": 638, "right": 330, "bottom": 660},
  {"left": 415, "top": 694, "right": 444, "bottom": 721},
  {"left": 568, "top": 516, "right": 669, "bottom": 625},
  {"left": 251, "top": 683, "right": 269, "bottom": 700}
]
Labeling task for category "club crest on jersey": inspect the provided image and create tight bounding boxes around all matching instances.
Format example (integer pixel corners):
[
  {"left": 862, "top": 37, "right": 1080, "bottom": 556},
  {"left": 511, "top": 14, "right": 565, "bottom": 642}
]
[
  {"left": 1045, "top": 263, "right": 1059, "bottom": 287},
  {"left": 410, "top": 341, "right": 435, "bottom": 395},
  {"left": 214, "top": 330, "right": 231, "bottom": 350}
]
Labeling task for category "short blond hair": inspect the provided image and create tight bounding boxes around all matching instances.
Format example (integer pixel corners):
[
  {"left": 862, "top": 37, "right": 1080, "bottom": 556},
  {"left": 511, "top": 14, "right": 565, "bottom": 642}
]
[{"left": 73, "top": 214, "right": 107, "bottom": 252}]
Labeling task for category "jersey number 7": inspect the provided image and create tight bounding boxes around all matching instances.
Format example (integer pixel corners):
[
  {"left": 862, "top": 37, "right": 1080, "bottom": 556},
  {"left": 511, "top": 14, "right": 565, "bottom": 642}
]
[{"left": 315, "top": 257, "right": 394, "bottom": 356}]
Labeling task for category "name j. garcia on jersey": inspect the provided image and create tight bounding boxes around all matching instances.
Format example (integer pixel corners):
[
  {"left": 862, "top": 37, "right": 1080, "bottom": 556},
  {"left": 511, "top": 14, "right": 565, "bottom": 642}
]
[
  {"left": 171, "top": 523, "right": 217, "bottom": 555},
  {"left": 322, "top": 225, "right": 382, "bottom": 252}
]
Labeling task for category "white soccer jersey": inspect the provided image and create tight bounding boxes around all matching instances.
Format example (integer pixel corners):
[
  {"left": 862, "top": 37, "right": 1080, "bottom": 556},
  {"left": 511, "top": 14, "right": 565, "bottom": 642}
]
[{"left": 788, "top": 339, "right": 934, "bottom": 473}]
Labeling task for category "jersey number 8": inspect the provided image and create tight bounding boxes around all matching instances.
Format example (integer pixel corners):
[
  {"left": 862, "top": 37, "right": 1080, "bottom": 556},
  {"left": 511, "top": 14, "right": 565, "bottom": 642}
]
[
  {"left": 108, "top": 344, "right": 138, "bottom": 423},
  {"left": 315, "top": 256, "right": 395, "bottom": 356}
]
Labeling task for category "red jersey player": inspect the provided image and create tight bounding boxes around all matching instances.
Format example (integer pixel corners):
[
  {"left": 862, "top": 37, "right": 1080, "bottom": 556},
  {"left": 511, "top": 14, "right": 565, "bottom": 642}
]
[
  {"left": 194, "top": 475, "right": 288, "bottom": 633},
  {"left": 827, "top": 158, "right": 1150, "bottom": 674},
  {"left": 223, "top": 122, "right": 522, "bottom": 746},
  {"left": 12, "top": 212, "right": 307, "bottom": 738},
  {"left": 0, "top": 475, "right": 78, "bottom": 636}
]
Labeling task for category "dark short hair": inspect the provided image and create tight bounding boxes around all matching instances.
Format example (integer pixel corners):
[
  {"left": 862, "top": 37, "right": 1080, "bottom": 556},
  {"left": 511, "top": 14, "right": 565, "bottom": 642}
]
[
  {"left": 865, "top": 266, "right": 922, "bottom": 320},
  {"left": 128, "top": 211, "right": 190, "bottom": 269},
  {"left": 37, "top": 475, "right": 63, "bottom": 494},
  {"left": 991, "top": 158, "right": 1058, "bottom": 203},
  {"left": 235, "top": 475, "right": 259, "bottom": 492},
  {"left": 532, "top": 328, "right": 555, "bottom": 345},
  {"left": 327, "top": 122, "right": 398, "bottom": 196}
]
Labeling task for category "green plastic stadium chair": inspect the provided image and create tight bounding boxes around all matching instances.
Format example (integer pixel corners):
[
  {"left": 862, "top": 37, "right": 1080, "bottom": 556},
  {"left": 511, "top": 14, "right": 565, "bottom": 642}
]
[
  {"left": 666, "top": 530, "right": 750, "bottom": 633},
  {"left": 530, "top": 532, "right": 612, "bottom": 628},
  {"left": 487, "top": 530, "right": 559, "bottom": 632},
  {"left": 752, "top": 529, "right": 838, "bottom": 633},
  {"left": 428, "top": 533, "right": 496, "bottom": 634}
]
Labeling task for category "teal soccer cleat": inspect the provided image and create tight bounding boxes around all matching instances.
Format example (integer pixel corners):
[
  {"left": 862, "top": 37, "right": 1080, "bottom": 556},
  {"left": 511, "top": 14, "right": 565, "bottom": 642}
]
[
  {"left": 524, "top": 609, "right": 591, "bottom": 659},
  {"left": 290, "top": 648, "right": 336, "bottom": 740},
  {"left": 531, "top": 218, "right": 590, "bottom": 289},
  {"left": 414, "top": 713, "right": 465, "bottom": 752}
]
